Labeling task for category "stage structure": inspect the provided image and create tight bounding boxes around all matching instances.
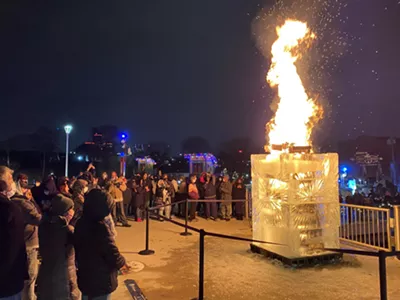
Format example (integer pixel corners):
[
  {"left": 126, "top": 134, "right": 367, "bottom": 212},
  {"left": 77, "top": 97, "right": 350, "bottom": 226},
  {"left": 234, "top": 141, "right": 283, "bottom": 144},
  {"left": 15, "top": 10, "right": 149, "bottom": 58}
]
[
  {"left": 184, "top": 153, "right": 217, "bottom": 175},
  {"left": 251, "top": 20, "right": 340, "bottom": 263}
]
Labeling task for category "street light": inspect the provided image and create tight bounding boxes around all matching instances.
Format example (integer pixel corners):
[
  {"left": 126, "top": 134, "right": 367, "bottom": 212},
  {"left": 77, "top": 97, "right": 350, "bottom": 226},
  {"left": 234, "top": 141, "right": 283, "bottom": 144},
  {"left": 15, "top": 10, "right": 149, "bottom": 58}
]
[{"left": 64, "top": 125, "right": 73, "bottom": 177}]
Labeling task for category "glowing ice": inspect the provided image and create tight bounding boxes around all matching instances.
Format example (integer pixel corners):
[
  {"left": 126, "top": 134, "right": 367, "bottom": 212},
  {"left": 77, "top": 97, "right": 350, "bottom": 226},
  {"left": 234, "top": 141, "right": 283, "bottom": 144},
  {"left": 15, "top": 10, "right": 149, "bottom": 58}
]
[{"left": 251, "top": 152, "right": 340, "bottom": 258}]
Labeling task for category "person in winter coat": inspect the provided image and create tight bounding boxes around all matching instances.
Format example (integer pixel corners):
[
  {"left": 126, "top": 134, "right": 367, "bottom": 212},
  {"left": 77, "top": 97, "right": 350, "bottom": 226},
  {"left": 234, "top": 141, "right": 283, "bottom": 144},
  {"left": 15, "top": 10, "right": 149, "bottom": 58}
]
[
  {"left": 34, "top": 176, "right": 58, "bottom": 213},
  {"left": 142, "top": 173, "right": 152, "bottom": 208},
  {"left": 232, "top": 178, "right": 246, "bottom": 220},
  {"left": 87, "top": 176, "right": 101, "bottom": 193},
  {"left": 98, "top": 172, "right": 109, "bottom": 190},
  {"left": 70, "top": 179, "right": 88, "bottom": 228},
  {"left": 219, "top": 175, "right": 233, "bottom": 221},
  {"left": 107, "top": 172, "right": 130, "bottom": 227},
  {"left": 203, "top": 174, "right": 218, "bottom": 220},
  {"left": 134, "top": 178, "right": 146, "bottom": 222},
  {"left": 155, "top": 179, "right": 170, "bottom": 220},
  {"left": 11, "top": 173, "right": 42, "bottom": 300},
  {"left": 188, "top": 175, "right": 199, "bottom": 222},
  {"left": 176, "top": 176, "right": 187, "bottom": 217},
  {"left": 122, "top": 178, "right": 132, "bottom": 217},
  {"left": 0, "top": 167, "right": 28, "bottom": 300},
  {"left": 162, "top": 174, "right": 175, "bottom": 217},
  {"left": 37, "top": 193, "right": 80, "bottom": 300},
  {"left": 57, "top": 176, "right": 72, "bottom": 198},
  {"left": 74, "top": 189, "right": 127, "bottom": 300}
]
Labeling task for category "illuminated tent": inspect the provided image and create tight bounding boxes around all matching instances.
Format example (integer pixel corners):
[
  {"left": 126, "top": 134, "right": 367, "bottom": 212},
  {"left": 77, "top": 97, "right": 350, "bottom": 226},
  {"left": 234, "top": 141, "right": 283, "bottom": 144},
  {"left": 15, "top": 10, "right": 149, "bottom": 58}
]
[{"left": 184, "top": 153, "right": 217, "bottom": 174}]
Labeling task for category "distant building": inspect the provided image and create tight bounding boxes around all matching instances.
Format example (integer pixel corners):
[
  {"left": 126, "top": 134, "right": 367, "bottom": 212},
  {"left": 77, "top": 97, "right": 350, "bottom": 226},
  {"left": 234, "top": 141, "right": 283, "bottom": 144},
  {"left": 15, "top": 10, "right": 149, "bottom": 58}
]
[
  {"left": 74, "top": 128, "right": 116, "bottom": 162},
  {"left": 338, "top": 136, "right": 400, "bottom": 181}
]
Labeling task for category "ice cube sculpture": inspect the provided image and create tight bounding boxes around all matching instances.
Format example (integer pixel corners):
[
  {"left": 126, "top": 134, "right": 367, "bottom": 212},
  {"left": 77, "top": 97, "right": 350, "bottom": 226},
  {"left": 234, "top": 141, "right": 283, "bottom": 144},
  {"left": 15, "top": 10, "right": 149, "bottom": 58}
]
[{"left": 251, "top": 152, "right": 340, "bottom": 259}]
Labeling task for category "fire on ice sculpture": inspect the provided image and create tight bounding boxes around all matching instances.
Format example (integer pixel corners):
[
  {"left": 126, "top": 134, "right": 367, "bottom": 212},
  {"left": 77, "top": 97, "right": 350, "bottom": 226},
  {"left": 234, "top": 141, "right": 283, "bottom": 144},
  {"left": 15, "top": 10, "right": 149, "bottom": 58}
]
[{"left": 251, "top": 151, "right": 340, "bottom": 258}]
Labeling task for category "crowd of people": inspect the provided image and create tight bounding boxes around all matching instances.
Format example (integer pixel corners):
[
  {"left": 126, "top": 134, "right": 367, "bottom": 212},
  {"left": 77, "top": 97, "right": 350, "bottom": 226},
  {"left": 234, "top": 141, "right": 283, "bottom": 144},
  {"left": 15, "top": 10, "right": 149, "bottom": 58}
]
[
  {"left": 0, "top": 163, "right": 248, "bottom": 300},
  {"left": 0, "top": 165, "right": 128, "bottom": 300},
  {"left": 105, "top": 170, "right": 248, "bottom": 223}
]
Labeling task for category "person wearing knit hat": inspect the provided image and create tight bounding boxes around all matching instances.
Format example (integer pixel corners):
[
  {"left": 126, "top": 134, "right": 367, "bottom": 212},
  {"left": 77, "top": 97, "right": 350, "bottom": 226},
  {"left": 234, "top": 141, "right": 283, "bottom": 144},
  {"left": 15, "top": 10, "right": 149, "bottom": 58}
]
[
  {"left": 37, "top": 193, "right": 80, "bottom": 300},
  {"left": 50, "top": 193, "right": 74, "bottom": 216},
  {"left": 74, "top": 189, "right": 127, "bottom": 299}
]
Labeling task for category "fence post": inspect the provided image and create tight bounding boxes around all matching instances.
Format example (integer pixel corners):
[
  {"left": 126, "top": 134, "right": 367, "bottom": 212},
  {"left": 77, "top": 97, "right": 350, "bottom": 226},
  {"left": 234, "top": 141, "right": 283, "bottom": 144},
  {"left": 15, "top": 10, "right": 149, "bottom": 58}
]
[
  {"left": 180, "top": 199, "right": 192, "bottom": 236},
  {"left": 198, "top": 229, "right": 205, "bottom": 300},
  {"left": 138, "top": 207, "right": 155, "bottom": 255},
  {"left": 378, "top": 251, "right": 387, "bottom": 300},
  {"left": 394, "top": 206, "right": 400, "bottom": 252}
]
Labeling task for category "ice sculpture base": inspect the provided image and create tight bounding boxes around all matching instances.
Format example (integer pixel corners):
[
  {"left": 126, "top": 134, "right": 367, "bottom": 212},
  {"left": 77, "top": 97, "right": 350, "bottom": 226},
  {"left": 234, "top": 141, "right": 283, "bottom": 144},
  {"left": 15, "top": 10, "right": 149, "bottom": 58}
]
[
  {"left": 251, "top": 152, "right": 340, "bottom": 260},
  {"left": 250, "top": 243, "right": 342, "bottom": 267}
]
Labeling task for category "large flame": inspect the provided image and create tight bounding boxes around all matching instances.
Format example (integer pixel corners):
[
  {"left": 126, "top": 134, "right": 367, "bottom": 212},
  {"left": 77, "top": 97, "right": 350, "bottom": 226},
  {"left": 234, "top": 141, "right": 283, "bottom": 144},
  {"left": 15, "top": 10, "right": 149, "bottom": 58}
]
[{"left": 266, "top": 20, "right": 321, "bottom": 152}]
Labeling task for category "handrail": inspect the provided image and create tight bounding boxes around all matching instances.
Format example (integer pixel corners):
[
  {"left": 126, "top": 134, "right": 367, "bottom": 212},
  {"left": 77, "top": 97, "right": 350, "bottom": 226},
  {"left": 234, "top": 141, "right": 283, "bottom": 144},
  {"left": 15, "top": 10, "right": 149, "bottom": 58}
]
[{"left": 341, "top": 203, "right": 391, "bottom": 212}]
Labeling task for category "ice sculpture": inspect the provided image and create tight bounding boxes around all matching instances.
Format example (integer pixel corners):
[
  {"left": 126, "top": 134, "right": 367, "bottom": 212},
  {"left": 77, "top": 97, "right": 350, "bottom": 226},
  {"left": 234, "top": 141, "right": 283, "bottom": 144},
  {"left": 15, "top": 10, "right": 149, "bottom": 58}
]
[{"left": 251, "top": 152, "right": 340, "bottom": 259}]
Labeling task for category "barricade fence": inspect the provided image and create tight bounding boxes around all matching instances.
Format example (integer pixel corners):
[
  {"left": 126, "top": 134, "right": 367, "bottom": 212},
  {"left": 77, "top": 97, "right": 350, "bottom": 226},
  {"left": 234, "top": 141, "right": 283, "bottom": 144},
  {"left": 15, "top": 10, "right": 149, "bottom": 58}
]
[
  {"left": 139, "top": 200, "right": 400, "bottom": 299},
  {"left": 340, "top": 204, "right": 400, "bottom": 252}
]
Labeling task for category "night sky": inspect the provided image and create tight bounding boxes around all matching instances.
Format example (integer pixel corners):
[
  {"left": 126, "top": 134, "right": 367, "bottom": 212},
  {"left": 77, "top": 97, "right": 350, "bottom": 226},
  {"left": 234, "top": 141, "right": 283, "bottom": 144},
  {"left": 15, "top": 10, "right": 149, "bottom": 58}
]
[{"left": 0, "top": 0, "right": 399, "bottom": 152}]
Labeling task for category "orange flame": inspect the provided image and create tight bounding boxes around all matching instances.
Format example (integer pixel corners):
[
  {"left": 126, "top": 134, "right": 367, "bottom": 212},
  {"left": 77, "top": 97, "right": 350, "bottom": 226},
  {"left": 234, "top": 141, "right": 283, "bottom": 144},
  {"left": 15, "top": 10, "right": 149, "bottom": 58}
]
[{"left": 266, "top": 20, "right": 322, "bottom": 152}]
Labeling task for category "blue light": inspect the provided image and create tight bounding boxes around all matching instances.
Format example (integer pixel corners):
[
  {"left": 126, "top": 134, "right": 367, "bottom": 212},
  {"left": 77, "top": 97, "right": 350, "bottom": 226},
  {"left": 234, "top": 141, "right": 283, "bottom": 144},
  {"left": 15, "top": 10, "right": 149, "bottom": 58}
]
[
  {"left": 77, "top": 155, "right": 83, "bottom": 161},
  {"left": 342, "top": 167, "right": 348, "bottom": 173},
  {"left": 121, "top": 133, "right": 126, "bottom": 139},
  {"left": 348, "top": 179, "right": 357, "bottom": 194}
]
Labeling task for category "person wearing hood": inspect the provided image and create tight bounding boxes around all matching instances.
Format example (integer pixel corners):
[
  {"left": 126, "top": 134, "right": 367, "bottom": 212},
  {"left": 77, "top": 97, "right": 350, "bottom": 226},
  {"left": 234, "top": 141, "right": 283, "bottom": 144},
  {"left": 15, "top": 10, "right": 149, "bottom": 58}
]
[
  {"left": 34, "top": 176, "right": 58, "bottom": 213},
  {"left": 11, "top": 174, "right": 42, "bottom": 300},
  {"left": 70, "top": 179, "right": 88, "bottom": 227},
  {"left": 37, "top": 193, "right": 80, "bottom": 300},
  {"left": 0, "top": 166, "right": 28, "bottom": 300},
  {"left": 74, "top": 189, "right": 127, "bottom": 300}
]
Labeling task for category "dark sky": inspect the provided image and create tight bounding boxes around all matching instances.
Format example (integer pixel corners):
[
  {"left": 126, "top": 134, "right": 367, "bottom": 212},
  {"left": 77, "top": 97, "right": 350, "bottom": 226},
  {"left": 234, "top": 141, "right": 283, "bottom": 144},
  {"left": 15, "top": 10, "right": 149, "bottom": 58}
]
[{"left": 0, "top": 0, "right": 399, "bottom": 153}]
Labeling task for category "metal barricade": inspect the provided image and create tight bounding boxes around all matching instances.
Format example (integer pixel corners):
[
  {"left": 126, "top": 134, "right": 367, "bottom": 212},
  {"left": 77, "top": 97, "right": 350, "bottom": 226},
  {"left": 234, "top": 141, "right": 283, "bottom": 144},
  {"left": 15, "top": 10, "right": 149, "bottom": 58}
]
[
  {"left": 340, "top": 204, "right": 394, "bottom": 251},
  {"left": 394, "top": 205, "right": 400, "bottom": 252}
]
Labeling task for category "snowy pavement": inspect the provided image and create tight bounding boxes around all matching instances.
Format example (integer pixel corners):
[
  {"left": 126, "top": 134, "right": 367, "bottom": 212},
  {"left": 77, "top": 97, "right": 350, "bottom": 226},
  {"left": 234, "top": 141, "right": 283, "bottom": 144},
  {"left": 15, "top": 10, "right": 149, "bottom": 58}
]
[{"left": 112, "top": 217, "right": 400, "bottom": 300}]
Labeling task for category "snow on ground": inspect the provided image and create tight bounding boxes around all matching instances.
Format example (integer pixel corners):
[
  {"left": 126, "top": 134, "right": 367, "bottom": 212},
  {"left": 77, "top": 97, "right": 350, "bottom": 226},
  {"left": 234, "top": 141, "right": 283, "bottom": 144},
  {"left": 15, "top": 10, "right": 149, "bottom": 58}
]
[{"left": 113, "top": 217, "right": 400, "bottom": 300}]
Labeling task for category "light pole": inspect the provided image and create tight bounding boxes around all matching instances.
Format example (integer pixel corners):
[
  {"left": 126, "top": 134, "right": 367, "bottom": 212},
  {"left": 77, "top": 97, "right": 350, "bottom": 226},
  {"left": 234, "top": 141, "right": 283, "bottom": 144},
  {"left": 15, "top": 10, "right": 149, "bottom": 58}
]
[{"left": 64, "top": 125, "right": 73, "bottom": 177}]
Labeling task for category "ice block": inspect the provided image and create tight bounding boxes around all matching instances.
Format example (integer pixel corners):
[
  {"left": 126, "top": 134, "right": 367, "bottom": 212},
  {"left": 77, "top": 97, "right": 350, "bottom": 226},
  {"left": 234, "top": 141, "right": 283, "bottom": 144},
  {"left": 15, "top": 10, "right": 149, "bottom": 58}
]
[{"left": 251, "top": 152, "right": 340, "bottom": 258}]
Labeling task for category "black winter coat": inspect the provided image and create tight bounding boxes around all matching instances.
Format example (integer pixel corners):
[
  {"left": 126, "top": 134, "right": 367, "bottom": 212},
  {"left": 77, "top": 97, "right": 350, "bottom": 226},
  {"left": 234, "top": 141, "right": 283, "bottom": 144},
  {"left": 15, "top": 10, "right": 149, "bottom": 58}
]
[
  {"left": 232, "top": 185, "right": 246, "bottom": 200},
  {"left": 204, "top": 182, "right": 217, "bottom": 199},
  {"left": 122, "top": 187, "right": 132, "bottom": 206},
  {"left": 37, "top": 215, "right": 79, "bottom": 300},
  {"left": 0, "top": 194, "right": 28, "bottom": 298},
  {"left": 11, "top": 194, "right": 42, "bottom": 249},
  {"left": 135, "top": 186, "right": 146, "bottom": 207},
  {"left": 74, "top": 218, "right": 125, "bottom": 297},
  {"left": 74, "top": 189, "right": 126, "bottom": 297}
]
